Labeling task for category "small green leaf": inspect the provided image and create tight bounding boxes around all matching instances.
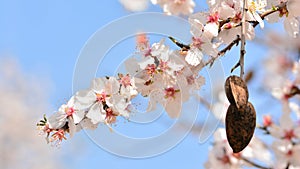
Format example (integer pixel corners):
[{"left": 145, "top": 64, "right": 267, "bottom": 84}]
[{"left": 43, "top": 114, "right": 47, "bottom": 122}]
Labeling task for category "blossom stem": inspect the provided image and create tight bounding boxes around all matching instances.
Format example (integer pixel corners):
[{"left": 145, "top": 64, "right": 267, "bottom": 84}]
[
  {"left": 168, "top": 36, "right": 190, "bottom": 50},
  {"left": 205, "top": 36, "right": 240, "bottom": 67},
  {"left": 239, "top": 0, "right": 247, "bottom": 78},
  {"left": 258, "top": 126, "right": 271, "bottom": 134}
]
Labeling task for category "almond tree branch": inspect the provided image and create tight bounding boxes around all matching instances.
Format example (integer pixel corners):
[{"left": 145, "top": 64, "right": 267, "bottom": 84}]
[
  {"left": 204, "top": 36, "right": 241, "bottom": 67},
  {"left": 168, "top": 36, "right": 190, "bottom": 50},
  {"left": 206, "top": 2, "right": 287, "bottom": 67}
]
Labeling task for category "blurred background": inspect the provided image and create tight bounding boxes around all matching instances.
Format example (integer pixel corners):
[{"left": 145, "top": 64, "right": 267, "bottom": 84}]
[{"left": 0, "top": 1, "right": 298, "bottom": 169}]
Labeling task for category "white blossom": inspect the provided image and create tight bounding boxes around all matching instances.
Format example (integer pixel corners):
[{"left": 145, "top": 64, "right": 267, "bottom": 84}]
[
  {"left": 119, "top": 0, "right": 149, "bottom": 12},
  {"left": 48, "top": 96, "right": 85, "bottom": 129},
  {"left": 75, "top": 77, "right": 120, "bottom": 124},
  {"left": 269, "top": 111, "right": 300, "bottom": 141},
  {"left": 272, "top": 140, "right": 300, "bottom": 169},
  {"left": 246, "top": 0, "right": 267, "bottom": 29},
  {"left": 266, "top": 0, "right": 300, "bottom": 37},
  {"left": 151, "top": 0, "right": 196, "bottom": 15}
]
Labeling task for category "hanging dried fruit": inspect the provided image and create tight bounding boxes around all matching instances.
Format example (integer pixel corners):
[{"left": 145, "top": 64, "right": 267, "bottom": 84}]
[
  {"left": 225, "top": 75, "right": 249, "bottom": 110},
  {"left": 225, "top": 102, "right": 256, "bottom": 153}
]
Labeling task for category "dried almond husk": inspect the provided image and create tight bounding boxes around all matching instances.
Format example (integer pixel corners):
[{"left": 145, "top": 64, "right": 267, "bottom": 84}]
[
  {"left": 225, "top": 102, "right": 256, "bottom": 153},
  {"left": 225, "top": 75, "right": 249, "bottom": 110}
]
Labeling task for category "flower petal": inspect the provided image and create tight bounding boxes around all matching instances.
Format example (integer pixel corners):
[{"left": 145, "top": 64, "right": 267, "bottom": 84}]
[
  {"left": 165, "top": 96, "right": 181, "bottom": 118},
  {"left": 253, "top": 12, "right": 264, "bottom": 29},
  {"left": 74, "top": 89, "right": 96, "bottom": 109},
  {"left": 73, "top": 110, "right": 85, "bottom": 124},
  {"left": 138, "top": 57, "right": 155, "bottom": 69},
  {"left": 48, "top": 111, "right": 67, "bottom": 129},
  {"left": 185, "top": 47, "right": 203, "bottom": 66},
  {"left": 68, "top": 116, "right": 76, "bottom": 138},
  {"left": 86, "top": 103, "right": 105, "bottom": 124}
]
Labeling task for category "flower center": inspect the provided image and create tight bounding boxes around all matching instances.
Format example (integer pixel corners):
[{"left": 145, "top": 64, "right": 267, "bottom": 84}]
[
  {"left": 207, "top": 12, "right": 219, "bottom": 23},
  {"left": 287, "top": 150, "right": 293, "bottom": 156},
  {"left": 159, "top": 60, "right": 168, "bottom": 71},
  {"left": 105, "top": 108, "right": 117, "bottom": 124},
  {"left": 248, "top": 0, "right": 266, "bottom": 12},
  {"left": 119, "top": 74, "right": 132, "bottom": 87},
  {"left": 65, "top": 107, "right": 75, "bottom": 117},
  {"left": 220, "top": 155, "right": 231, "bottom": 164},
  {"left": 146, "top": 64, "right": 157, "bottom": 75},
  {"left": 284, "top": 129, "right": 295, "bottom": 140},
  {"left": 96, "top": 92, "right": 106, "bottom": 102},
  {"left": 248, "top": 1, "right": 257, "bottom": 12},
  {"left": 192, "top": 37, "right": 204, "bottom": 48},
  {"left": 51, "top": 129, "right": 66, "bottom": 144},
  {"left": 164, "top": 87, "right": 179, "bottom": 98},
  {"left": 187, "top": 75, "right": 195, "bottom": 85}
]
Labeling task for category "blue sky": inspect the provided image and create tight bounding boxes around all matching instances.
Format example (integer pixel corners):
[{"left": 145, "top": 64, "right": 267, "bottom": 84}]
[{"left": 0, "top": 0, "right": 285, "bottom": 169}]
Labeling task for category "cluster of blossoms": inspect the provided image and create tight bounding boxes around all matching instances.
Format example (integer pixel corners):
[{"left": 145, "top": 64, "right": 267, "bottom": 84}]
[
  {"left": 125, "top": 34, "right": 205, "bottom": 117},
  {"left": 37, "top": 34, "right": 205, "bottom": 145},
  {"left": 134, "top": 0, "right": 300, "bottom": 73},
  {"left": 189, "top": 0, "right": 300, "bottom": 61},
  {"left": 37, "top": 75, "right": 138, "bottom": 145},
  {"left": 119, "top": 0, "right": 300, "bottom": 70},
  {"left": 119, "top": 0, "right": 300, "bottom": 40}
]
